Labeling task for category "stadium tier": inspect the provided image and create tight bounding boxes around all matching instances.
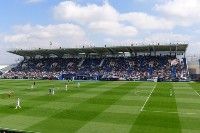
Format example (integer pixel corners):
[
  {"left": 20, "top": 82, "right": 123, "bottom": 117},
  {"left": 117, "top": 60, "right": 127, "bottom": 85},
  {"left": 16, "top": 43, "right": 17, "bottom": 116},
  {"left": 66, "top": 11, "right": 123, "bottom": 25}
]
[{"left": 5, "top": 44, "right": 190, "bottom": 81}]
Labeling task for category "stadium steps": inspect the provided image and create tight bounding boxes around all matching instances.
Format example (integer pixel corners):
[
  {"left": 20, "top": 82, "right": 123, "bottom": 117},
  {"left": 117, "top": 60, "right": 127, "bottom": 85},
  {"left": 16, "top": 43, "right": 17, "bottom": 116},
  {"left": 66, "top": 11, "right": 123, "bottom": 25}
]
[
  {"left": 78, "top": 58, "right": 85, "bottom": 67},
  {"left": 99, "top": 58, "right": 105, "bottom": 67},
  {"left": 1, "top": 64, "right": 17, "bottom": 73}
]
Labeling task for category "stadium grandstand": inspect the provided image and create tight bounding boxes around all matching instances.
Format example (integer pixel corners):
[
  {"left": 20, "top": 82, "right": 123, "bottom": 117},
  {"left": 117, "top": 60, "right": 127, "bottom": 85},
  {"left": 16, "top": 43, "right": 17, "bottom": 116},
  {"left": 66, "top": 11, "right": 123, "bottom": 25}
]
[{"left": 3, "top": 43, "right": 190, "bottom": 82}]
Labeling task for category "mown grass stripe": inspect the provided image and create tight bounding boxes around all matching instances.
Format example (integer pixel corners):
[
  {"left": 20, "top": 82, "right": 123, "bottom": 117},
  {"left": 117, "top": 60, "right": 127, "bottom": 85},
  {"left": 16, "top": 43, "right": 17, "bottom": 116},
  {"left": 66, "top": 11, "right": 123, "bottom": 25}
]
[
  {"left": 77, "top": 82, "right": 149, "bottom": 132},
  {"left": 174, "top": 83, "right": 200, "bottom": 132},
  {"left": 26, "top": 82, "right": 135, "bottom": 133},
  {"left": 0, "top": 80, "right": 108, "bottom": 132},
  {"left": 1, "top": 80, "right": 200, "bottom": 133},
  {"left": 130, "top": 82, "right": 182, "bottom": 133}
]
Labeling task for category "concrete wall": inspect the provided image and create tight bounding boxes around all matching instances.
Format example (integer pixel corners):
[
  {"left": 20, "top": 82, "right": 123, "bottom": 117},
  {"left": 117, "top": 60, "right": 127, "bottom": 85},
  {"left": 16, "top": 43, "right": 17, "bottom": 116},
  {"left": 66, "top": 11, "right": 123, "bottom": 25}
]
[{"left": 187, "top": 55, "right": 200, "bottom": 80}]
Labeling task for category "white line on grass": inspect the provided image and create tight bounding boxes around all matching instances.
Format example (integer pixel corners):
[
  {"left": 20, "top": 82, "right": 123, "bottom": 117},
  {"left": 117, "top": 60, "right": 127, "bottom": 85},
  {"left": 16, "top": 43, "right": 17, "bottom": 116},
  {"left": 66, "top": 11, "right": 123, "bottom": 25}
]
[
  {"left": 141, "top": 110, "right": 196, "bottom": 115},
  {"left": 0, "top": 92, "right": 8, "bottom": 94},
  {"left": 193, "top": 89, "right": 200, "bottom": 96},
  {"left": 140, "top": 84, "right": 156, "bottom": 111},
  {"left": 0, "top": 91, "right": 14, "bottom": 94}
]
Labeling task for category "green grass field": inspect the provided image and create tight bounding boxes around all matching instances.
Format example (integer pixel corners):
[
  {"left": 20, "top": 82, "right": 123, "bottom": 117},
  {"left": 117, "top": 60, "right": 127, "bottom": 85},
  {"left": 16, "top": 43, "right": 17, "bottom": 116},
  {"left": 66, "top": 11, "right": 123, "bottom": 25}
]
[{"left": 0, "top": 80, "right": 200, "bottom": 133}]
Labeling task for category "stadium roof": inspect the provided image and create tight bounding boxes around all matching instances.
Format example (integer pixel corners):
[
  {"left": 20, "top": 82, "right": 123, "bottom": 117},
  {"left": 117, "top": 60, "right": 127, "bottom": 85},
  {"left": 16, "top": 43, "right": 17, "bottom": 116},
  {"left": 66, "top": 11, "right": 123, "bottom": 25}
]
[{"left": 7, "top": 43, "right": 188, "bottom": 57}]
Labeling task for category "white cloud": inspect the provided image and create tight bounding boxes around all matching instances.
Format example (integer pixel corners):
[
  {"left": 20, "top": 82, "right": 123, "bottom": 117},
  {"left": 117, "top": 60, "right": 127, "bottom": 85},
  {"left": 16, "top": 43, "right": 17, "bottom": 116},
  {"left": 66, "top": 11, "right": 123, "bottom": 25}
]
[
  {"left": 88, "top": 21, "right": 137, "bottom": 36},
  {"left": 53, "top": 1, "right": 119, "bottom": 24},
  {"left": 2, "top": 23, "right": 87, "bottom": 49},
  {"left": 104, "top": 38, "right": 139, "bottom": 46},
  {"left": 4, "top": 34, "right": 30, "bottom": 43},
  {"left": 103, "top": 33, "right": 191, "bottom": 47},
  {"left": 0, "top": 42, "right": 21, "bottom": 65},
  {"left": 187, "top": 42, "right": 200, "bottom": 55},
  {"left": 144, "top": 33, "right": 191, "bottom": 44},
  {"left": 121, "top": 12, "right": 174, "bottom": 30},
  {"left": 52, "top": 0, "right": 175, "bottom": 38},
  {"left": 53, "top": 1, "right": 139, "bottom": 37},
  {"left": 195, "top": 29, "right": 200, "bottom": 34},
  {"left": 0, "top": 51, "right": 20, "bottom": 65},
  {"left": 11, "top": 23, "right": 84, "bottom": 40},
  {"left": 155, "top": 0, "right": 200, "bottom": 26}
]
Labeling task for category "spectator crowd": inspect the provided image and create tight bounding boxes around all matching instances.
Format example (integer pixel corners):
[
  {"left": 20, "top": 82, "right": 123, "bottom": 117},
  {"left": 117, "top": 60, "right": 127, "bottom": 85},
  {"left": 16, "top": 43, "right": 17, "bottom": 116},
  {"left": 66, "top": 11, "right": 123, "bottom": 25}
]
[{"left": 3, "top": 55, "right": 189, "bottom": 81}]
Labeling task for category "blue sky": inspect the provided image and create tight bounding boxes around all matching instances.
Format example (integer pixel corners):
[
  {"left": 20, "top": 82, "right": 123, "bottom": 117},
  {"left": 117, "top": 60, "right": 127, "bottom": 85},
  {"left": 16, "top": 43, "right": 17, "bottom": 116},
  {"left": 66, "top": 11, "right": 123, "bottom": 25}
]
[{"left": 0, "top": 0, "right": 200, "bottom": 64}]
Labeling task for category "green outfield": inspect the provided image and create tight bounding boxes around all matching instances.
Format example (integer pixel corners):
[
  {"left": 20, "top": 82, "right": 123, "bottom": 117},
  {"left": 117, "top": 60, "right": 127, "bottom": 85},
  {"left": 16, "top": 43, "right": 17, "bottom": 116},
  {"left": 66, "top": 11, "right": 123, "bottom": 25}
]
[{"left": 0, "top": 80, "right": 200, "bottom": 133}]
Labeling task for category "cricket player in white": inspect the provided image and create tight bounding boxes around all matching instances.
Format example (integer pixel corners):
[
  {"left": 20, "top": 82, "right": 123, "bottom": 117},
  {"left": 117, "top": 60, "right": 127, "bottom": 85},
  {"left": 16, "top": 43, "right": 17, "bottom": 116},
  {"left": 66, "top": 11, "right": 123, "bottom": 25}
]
[
  {"left": 15, "top": 98, "right": 21, "bottom": 109},
  {"left": 170, "top": 88, "right": 172, "bottom": 96},
  {"left": 52, "top": 88, "right": 55, "bottom": 95},
  {"left": 31, "top": 84, "right": 34, "bottom": 90},
  {"left": 77, "top": 82, "right": 80, "bottom": 88},
  {"left": 66, "top": 85, "right": 68, "bottom": 91}
]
